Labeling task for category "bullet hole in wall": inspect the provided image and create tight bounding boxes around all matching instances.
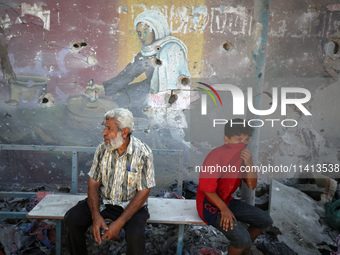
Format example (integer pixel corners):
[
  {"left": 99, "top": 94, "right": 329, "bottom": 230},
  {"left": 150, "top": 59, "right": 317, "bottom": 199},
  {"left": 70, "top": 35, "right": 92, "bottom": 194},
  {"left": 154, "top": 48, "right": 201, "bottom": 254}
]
[
  {"left": 150, "top": 57, "right": 162, "bottom": 67},
  {"left": 39, "top": 93, "right": 55, "bottom": 107},
  {"left": 73, "top": 42, "right": 87, "bottom": 48},
  {"left": 223, "top": 41, "right": 234, "bottom": 52},
  {"left": 72, "top": 41, "right": 87, "bottom": 51},
  {"left": 181, "top": 77, "right": 190, "bottom": 85},
  {"left": 155, "top": 58, "right": 162, "bottom": 66},
  {"left": 168, "top": 91, "right": 178, "bottom": 105}
]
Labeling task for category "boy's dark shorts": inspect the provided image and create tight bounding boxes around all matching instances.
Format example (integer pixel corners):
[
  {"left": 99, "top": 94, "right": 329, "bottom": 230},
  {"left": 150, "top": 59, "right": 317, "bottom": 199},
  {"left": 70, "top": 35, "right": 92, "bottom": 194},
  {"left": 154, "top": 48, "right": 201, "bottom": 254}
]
[{"left": 212, "top": 199, "right": 273, "bottom": 249}]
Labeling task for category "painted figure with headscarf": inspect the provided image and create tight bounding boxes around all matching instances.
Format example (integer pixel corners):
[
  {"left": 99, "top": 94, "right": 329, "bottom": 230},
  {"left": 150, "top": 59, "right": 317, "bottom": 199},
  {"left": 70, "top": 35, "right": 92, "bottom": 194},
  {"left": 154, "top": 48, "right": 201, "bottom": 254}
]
[{"left": 99, "top": 10, "right": 192, "bottom": 113}]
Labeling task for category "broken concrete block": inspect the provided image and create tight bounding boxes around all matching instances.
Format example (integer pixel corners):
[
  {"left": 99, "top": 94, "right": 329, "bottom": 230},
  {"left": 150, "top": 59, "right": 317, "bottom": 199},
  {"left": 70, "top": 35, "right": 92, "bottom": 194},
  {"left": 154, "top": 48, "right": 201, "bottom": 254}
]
[
  {"left": 288, "top": 183, "right": 325, "bottom": 201},
  {"left": 269, "top": 180, "right": 338, "bottom": 255},
  {"left": 0, "top": 225, "right": 24, "bottom": 255}
]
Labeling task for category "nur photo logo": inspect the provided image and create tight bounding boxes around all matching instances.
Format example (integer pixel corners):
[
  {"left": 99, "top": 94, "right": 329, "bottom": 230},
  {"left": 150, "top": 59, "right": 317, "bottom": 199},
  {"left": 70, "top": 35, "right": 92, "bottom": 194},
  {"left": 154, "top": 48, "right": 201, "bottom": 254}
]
[
  {"left": 195, "top": 82, "right": 312, "bottom": 128},
  {"left": 196, "top": 82, "right": 223, "bottom": 115}
]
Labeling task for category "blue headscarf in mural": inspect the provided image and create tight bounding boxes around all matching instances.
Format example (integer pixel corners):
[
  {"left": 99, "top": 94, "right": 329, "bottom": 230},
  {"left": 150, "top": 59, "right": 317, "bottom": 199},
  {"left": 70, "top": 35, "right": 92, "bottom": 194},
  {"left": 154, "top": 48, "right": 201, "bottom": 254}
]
[{"left": 134, "top": 10, "right": 190, "bottom": 94}]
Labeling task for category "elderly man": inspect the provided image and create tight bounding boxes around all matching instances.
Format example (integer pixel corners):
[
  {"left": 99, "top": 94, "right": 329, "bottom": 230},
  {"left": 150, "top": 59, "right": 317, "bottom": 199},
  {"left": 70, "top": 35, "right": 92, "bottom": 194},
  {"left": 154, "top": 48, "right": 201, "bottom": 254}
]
[{"left": 65, "top": 108, "right": 155, "bottom": 255}]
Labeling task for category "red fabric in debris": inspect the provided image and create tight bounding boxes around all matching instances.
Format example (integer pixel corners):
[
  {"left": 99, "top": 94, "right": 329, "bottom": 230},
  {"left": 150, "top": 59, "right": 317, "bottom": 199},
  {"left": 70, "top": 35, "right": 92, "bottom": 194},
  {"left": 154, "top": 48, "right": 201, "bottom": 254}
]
[{"left": 36, "top": 192, "right": 52, "bottom": 202}]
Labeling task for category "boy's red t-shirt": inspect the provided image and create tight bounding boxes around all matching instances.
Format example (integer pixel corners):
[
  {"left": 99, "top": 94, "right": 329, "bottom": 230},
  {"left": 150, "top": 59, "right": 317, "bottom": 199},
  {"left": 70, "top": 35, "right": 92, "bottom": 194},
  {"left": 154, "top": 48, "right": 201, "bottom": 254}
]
[{"left": 196, "top": 143, "right": 245, "bottom": 225}]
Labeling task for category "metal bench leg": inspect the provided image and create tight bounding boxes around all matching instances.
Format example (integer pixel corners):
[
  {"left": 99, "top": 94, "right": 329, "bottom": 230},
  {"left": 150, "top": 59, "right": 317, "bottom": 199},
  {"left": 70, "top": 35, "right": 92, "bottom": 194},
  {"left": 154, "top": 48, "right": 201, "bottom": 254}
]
[
  {"left": 176, "top": 224, "right": 185, "bottom": 255},
  {"left": 56, "top": 220, "right": 62, "bottom": 255}
]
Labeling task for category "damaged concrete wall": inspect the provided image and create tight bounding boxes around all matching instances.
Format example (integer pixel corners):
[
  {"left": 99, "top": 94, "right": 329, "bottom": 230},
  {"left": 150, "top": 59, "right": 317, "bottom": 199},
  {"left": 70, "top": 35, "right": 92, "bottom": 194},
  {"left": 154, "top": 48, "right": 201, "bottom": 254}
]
[
  {"left": 189, "top": 0, "right": 340, "bottom": 181},
  {"left": 0, "top": 0, "right": 339, "bottom": 190}
]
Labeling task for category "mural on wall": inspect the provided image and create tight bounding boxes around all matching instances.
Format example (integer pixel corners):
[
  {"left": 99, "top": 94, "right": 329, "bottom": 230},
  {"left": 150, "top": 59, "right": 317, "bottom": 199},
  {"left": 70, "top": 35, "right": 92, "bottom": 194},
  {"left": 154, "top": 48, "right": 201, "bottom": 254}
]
[
  {"left": 0, "top": 2, "right": 207, "bottom": 190},
  {"left": 0, "top": 3, "right": 207, "bottom": 146},
  {"left": 85, "top": 9, "right": 198, "bottom": 132},
  {"left": 0, "top": 1, "right": 340, "bottom": 191}
]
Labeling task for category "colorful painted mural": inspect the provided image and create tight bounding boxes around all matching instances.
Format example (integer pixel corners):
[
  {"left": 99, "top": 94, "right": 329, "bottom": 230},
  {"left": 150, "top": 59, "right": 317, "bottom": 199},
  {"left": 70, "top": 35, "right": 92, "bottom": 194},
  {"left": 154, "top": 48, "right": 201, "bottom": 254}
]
[
  {"left": 0, "top": 0, "right": 339, "bottom": 192},
  {"left": 84, "top": 9, "right": 199, "bottom": 129}
]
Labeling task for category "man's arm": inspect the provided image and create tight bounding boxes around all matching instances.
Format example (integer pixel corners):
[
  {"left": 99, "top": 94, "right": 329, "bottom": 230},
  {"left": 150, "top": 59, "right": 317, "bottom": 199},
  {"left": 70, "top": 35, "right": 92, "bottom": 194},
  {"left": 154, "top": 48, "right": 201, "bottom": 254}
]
[
  {"left": 240, "top": 148, "right": 257, "bottom": 189},
  {"left": 88, "top": 177, "right": 108, "bottom": 244},
  {"left": 102, "top": 188, "right": 151, "bottom": 240}
]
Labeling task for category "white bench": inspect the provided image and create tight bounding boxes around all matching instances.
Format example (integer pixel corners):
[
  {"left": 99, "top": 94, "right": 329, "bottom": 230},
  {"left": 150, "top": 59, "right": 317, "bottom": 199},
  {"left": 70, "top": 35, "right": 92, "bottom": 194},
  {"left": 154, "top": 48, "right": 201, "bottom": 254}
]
[
  {"left": 0, "top": 145, "right": 199, "bottom": 254},
  {"left": 27, "top": 194, "right": 205, "bottom": 255}
]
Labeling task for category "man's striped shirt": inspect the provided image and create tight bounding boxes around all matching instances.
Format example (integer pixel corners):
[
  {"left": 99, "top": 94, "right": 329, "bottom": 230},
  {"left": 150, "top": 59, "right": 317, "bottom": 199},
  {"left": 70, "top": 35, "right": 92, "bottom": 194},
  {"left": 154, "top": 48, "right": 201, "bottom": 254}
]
[{"left": 88, "top": 136, "right": 156, "bottom": 209}]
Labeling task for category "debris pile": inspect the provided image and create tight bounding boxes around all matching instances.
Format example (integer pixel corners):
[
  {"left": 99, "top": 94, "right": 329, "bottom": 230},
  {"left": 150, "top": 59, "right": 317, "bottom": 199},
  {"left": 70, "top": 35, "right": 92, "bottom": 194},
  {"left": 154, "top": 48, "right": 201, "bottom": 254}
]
[
  {"left": 83, "top": 223, "right": 229, "bottom": 255},
  {"left": 145, "top": 224, "right": 226, "bottom": 255},
  {"left": 0, "top": 178, "right": 340, "bottom": 254},
  {"left": 0, "top": 193, "right": 56, "bottom": 254},
  {"left": 269, "top": 179, "right": 339, "bottom": 255},
  {"left": 0, "top": 219, "right": 56, "bottom": 255},
  {"left": 0, "top": 196, "right": 32, "bottom": 214},
  {"left": 170, "top": 181, "right": 198, "bottom": 199}
]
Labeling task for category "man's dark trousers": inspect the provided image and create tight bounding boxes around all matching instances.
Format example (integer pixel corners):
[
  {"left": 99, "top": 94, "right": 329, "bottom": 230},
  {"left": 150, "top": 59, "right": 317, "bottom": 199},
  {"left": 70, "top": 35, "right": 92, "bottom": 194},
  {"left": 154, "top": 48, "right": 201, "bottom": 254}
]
[{"left": 64, "top": 198, "right": 149, "bottom": 255}]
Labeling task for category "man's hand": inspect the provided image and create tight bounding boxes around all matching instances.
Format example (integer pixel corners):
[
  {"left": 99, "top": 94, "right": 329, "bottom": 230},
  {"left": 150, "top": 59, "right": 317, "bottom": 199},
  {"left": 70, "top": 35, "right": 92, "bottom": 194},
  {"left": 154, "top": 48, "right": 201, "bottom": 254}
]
[
  {"left": 92, "top": 215, "right": 109, "bottom": 244},
  {"left": 240, "top": 148, "right": 253, "bottom": 167},
  {"left": 220, "top": 207, "right": 237, "bottom": 231},
  {"left": 101, "top": 220, "right": 124, "bottom": 241},
  {"left": 88, "top": 178, "right": 107, "bottom": 244},
  {"left": 100, "top": 189, "right": 150, "bottom": 241}
]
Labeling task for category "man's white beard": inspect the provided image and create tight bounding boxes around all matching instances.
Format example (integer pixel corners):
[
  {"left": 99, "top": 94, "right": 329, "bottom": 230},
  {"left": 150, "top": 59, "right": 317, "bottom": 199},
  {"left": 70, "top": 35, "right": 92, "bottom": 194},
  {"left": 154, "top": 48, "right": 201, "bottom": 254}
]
[{"left": 104, "top": 132, "right": 124, "bottom": 152}]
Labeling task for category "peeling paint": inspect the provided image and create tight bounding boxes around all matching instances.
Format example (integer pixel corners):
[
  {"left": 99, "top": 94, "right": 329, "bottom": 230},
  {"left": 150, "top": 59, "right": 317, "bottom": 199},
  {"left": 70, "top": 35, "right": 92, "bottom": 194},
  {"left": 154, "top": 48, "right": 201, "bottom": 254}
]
[
  {"left": 117, "top": 4, "right": 321, "bottom": 38},
  {"left": 1, "top": 14, "right": 12, "bottom": 29},
  {"left": 87, "top": 55, "right": 98, "bottom": 66},
  {"left": 21, "top": 3, "right": 51, "bottom": 31},
  {"left": 269, "top": 19, "right": 287, "bottom": 37},
  {"left": 118, "top": 6, "right": 128, "bottom": 14},
  {"left": 190, "top": 5, "right": 208, "bottom": 34},
  {"left": 14, "top": 16, "right": 22, "bottom": 24}
]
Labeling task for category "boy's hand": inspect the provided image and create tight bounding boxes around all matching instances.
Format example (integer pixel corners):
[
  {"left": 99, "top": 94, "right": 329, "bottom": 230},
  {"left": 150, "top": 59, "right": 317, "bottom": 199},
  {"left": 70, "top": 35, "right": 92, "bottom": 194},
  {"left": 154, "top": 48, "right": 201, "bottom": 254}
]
[
  {"left": 240, "top": 148, "right": 258, "bottom": 189},
  {"left": 220, "top": 207, "right": 236, "bottom": 231},
  {"left": 240, "top": 148, "right": 253, "bottom": 166}
]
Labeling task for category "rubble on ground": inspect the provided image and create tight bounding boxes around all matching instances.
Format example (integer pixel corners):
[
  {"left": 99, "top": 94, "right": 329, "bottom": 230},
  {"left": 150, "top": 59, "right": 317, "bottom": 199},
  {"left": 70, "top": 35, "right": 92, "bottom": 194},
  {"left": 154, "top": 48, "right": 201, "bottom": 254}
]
[
  {"left": 170, "top": 181, "right": 198, "bottom": 199},
  {"left": 0, "top": 178, "right": 339, "bottom": 254},
  {"left": 269, "top": 180, "right": 339, "bottom": 255}
]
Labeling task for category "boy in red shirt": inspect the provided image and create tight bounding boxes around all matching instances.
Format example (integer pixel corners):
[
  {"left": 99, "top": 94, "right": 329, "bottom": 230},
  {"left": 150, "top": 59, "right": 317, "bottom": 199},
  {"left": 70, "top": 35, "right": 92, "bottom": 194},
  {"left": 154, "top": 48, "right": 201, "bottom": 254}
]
[{"left": 196, "top": 119, "right": 272, "bottom": 255}]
